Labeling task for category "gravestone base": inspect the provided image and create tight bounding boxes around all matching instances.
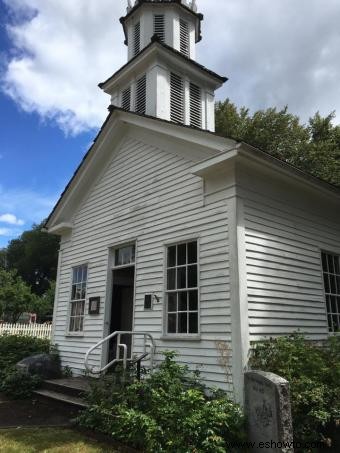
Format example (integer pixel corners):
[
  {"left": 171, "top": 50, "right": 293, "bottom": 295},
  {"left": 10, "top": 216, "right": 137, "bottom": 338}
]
[{"left": 245, "top": 371, "right": 293, "bottom": 453}]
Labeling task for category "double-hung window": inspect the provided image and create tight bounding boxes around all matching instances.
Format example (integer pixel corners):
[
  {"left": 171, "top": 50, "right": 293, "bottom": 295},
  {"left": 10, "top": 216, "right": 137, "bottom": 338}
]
[
  {"left": 69, "top": 265, "right": 88, "bottom": 333},
  {"left": 322, "top": 252, "right": 340, "bottom": 333},
  {"left": 166, "top": 241, "right": 199, "bottom": 335}
]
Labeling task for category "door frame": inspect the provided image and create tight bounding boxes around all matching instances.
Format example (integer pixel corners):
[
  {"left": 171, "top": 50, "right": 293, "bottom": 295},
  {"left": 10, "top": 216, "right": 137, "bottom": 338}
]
[{"left": 101, "top": 241, "right": 137, "bottom": 370}]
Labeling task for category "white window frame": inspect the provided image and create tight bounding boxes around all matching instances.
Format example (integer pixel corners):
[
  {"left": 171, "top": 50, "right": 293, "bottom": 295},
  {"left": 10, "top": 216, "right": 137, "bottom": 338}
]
[
  {"left": 113, "top": 243, "right": 136, "bottom": 269},
  {"left": 321, "top": 251, "right": 340, "bottom": 334},
  {"left": 67, "top": 264, "right": 88, "bottom": 336},
  {"left": 162, "top": 238, "right": 201, "bottom": 339}
]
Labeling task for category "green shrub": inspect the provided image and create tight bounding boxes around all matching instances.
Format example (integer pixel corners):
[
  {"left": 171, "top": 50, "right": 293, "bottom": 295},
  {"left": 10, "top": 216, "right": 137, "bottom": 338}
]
[
  {"left": 78, "top": 352, "right": 245, "bottom": 452},
  {"left": 0, "top": 334, "right": 51, "bottom": 399},
  {"left": 0, "top": 368, "right": 41, "bottom": 399},
  {"left": 250, "top": 334, "right": 340, "bottom": 449},
  {"left": 0, "top": 334, "right": 50, "bottom": 375}
]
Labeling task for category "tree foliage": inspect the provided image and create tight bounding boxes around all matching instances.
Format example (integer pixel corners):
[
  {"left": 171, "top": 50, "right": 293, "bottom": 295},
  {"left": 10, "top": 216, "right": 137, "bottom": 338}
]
[
  {"left": 215, "top": 100, "right": 340, "bottom": 187},
  {"left": 250, "top": 335, "right": 340, "bottom": 449},
  {"left": 2, "top": 222, "right": 59, "bottom": 296},
  {"left": 0, "top": 269, "right": 39, "bottom": 323}
]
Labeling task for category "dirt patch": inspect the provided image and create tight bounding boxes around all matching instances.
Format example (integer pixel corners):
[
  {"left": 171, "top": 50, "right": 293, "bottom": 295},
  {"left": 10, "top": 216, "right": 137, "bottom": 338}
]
[{"left": 0, "top": 396, "right": 81, "bottom": 428}]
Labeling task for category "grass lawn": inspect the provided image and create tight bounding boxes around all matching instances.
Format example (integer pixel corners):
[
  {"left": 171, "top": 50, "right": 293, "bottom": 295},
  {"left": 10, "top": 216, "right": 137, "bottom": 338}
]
[{"left": 0, "top": 428, "right": 120, "bottom": 452}]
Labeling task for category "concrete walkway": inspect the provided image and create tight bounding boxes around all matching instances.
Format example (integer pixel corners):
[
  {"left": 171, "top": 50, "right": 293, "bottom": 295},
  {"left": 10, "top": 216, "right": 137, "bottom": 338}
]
[{"left": 0, "top": 393, "right": 80, "bottom": 428}]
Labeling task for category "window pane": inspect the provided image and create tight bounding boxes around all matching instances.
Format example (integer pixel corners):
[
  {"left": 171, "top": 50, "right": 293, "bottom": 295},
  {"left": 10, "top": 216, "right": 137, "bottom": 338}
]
[
  {"left": 115, "top": 245, "right": 135, "bottom": 266},
  {"left": 168, "top": 246, "right": 176, "bottom": 267},
  {"left": 331, "top": 276, "right": 337, "bottom": 294},
  {"left": 177, "top": 267, "right": 186, "bottom": 289},
  {"left": 178, "top": 313, "right": 187, "bottom": 333},
  {"left": 177, "top": 244, "right": 186, "bottom": 265},
  {"left": 75, "top": 284, "right": 82, "bottom": 300},
  {"left": 188, "top": 242, "right": 197, "bottom": 264},
  {"left": 189, "top": 313, "right": 198, "bottom": 333},
  {"left": 168, "top": 293, "right": 177, "bottom": 312},
  {"left": 335, "top": 257, "right": 340, "bottom": 275},
  {"left": 178, "top": 292, "right": 187, "bottom": 311},
  {"left": 322, "top": 253, "right": 328, "bottom": 272},
  {"left": 168, "top": 314, "right": 177, "bottom": 333},
  {"left": 81, "top": 283, "right": 87, "bottom": 300},
  {"left": 324, "top": 274, "right": 330, "bottom": 294},
  {"left": 69, "top": 317, "right": 75, "bottom": 332},
  {"left": 167, "top": 269, "right": 176, "bottom": 290},
  {"left": 189, "top": 290, "right": 198, "bottom": 311},
  {"left": 188, "top": 265, "right": 197, "bottom": 288},
  {"left": 328, "top": 255, "right": 334, "bottom": 274},
  {"left": 71, "top": 302, "right": 77, "bottom": 317}
]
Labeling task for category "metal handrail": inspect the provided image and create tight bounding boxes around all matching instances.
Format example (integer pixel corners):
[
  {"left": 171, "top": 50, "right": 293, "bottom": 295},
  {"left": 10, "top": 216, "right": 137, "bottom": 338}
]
[{"left": 84, "top": 331, "right": 155, "bottom": 375}]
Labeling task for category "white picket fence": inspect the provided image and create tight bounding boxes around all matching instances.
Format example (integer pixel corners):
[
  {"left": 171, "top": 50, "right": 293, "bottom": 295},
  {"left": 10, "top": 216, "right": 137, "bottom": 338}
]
[{"left": 0, "top": 323, "right": 52, "bottom": 339}]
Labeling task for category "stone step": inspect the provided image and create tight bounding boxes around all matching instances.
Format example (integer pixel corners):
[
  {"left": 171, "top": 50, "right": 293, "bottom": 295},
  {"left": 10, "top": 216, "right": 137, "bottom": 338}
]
[
  {"left": 34, "top": 389, "right": 88, "bottom": 409},
  {"left": 42, "top": 378, "right": 90, "bottom": 398}
]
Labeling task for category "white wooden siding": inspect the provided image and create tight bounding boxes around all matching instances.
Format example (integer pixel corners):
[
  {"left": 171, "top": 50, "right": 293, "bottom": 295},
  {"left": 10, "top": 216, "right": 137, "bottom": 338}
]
[
  {"left": 53, "top": 136, "right": 232, "bottom": 390},
  {"left": 243, "top": 192, "right": 340, "bottom": 341}
]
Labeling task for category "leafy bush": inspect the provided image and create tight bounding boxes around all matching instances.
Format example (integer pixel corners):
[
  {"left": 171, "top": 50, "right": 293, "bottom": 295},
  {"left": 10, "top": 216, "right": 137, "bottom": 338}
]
[
  {"left": 0, "top": 334, "right": 51, "bottom": 399},
  {"left": 78, "top": 352, "right": 245, "bottom": 452},
  {"left": 250, "top": 334, "right": 340, "bottom": 448},
  {"left": 1, "top": 369, "right": 41, "bottom": 399},
  {"left": 0, "top": 334, "right": 50, "bottom": 376}
]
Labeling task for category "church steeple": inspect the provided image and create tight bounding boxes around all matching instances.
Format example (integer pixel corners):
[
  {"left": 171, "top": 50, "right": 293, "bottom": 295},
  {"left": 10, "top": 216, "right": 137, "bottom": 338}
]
[{"left": 99, "top": 0, "right": 227, "bottom": 132}]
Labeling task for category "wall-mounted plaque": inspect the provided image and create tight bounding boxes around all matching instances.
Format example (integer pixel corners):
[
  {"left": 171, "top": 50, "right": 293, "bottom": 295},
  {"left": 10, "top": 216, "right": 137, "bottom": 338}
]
[{"left": 89, "top": 297, "right": 100, "bottom": 315}]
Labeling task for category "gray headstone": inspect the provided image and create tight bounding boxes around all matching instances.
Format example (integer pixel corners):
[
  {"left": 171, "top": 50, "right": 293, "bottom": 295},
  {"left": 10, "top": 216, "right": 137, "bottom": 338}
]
[
  {"left": 16, "top": 354, "right": 61, "bottom": 380},
  {"left": 245, "top": 371, "right": 293, "bottom": 453}
]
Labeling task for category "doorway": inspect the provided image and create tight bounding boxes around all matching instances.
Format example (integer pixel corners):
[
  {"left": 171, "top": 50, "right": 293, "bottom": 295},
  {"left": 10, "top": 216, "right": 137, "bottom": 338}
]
[{"left": 108, "top": 266, "right": 135, "bottom": 363}]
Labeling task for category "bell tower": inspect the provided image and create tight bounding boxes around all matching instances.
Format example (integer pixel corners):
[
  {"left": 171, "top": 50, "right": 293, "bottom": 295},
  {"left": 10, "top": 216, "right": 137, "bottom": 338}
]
[{"left": 99, "top": 0, "right": 227, "bottom": 132}]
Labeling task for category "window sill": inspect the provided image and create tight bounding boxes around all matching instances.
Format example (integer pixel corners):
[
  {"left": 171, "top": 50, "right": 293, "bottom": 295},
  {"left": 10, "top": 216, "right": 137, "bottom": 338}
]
[
  {"left": 160, "top": 335, "right": 201, "bottom": 342},
  {"left": 65, "top": 332, "right": 84, "bottom": 338}
]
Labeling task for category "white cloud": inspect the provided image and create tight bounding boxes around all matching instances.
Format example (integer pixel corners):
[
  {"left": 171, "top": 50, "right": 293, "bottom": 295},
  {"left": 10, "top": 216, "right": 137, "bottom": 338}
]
[
  {"left": 0, "top": 228, "right": 11, "bottom": 237},
  {"left": 1, "top": 0, "right": 127, "bottom": 135},
  {"left": 0, "top": 213, "right": 24, "bottom": 226},
  {"left": 1, "top": 0, "right": 340, "bottom": 134}
]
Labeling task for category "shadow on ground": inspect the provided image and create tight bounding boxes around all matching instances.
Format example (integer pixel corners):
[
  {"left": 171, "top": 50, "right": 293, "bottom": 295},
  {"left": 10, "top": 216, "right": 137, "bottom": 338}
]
[{"left": 0, "top": 393, "right": 79, "bottom": 428}]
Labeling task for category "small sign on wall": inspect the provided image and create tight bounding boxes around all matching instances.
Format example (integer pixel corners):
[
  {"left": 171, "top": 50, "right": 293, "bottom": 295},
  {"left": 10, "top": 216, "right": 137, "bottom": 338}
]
[{"left": 88, "top": 297, "right": 100, "bottom": 315}]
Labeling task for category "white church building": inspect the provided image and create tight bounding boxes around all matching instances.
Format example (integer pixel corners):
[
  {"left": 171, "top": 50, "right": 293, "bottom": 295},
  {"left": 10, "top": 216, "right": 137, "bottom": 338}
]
[{"left": 45, "top": 0, "right": 340, "bottom": 402}]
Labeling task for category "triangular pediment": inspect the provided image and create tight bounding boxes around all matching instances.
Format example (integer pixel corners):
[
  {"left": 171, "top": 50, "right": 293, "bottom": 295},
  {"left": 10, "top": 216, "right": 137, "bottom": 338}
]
[{"left": 45, "top": 108, "right": 236, "bottom": 234}]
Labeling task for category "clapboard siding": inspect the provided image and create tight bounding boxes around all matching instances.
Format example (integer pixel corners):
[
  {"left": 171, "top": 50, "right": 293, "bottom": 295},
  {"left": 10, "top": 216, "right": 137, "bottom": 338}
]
[
  {"left": 54, "top": 137, "right": 232, "bottom": 390},
  {"left": 243, "top": 193, "right": 340, "bottom": 341}
]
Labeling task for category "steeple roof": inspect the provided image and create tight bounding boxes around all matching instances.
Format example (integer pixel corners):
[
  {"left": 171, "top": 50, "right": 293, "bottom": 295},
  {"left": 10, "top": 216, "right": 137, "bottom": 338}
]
[{"left": 99, "top": 37, "right": 227, "bottom": 92}]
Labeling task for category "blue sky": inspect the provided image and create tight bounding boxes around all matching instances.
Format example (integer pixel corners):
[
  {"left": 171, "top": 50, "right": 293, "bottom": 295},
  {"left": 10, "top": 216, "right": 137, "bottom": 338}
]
[
  {"left": 0, "top": 1, "right": 96, "bottom": 247},
  {"left": 0, "top": 0, "right": 339, "bottom": 248}
]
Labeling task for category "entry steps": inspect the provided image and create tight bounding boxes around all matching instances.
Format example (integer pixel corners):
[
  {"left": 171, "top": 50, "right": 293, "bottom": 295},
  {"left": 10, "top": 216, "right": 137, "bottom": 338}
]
[{"left": 34, "top": 377, "right": 90, "bottom": 409}]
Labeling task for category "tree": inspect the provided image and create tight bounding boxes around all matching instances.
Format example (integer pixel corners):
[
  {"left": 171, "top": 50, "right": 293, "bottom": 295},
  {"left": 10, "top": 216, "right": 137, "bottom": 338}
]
[
  {"left": 215, "top": 100, "right": 340, "bottom": 187},
  {"left": 0, "top": 249, "right": 6, "bottom": 269},
  {"left": 0, "top": 269, "right": 39, "bottom": 323},
  {"left": 5, "top": 222, "right": 59, "bottom": 296},
  {"left": 36, "top": 281, "right": 56, "bottom": 321}
]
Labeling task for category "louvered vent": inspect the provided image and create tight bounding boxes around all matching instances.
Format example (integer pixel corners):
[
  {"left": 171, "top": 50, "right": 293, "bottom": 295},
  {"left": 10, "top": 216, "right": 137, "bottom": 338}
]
[
  {"left": 189, "top": 83, "right": 202, "bottom": 128},
  {"left": 135, "top": 74, "right": 146, "bottom": 114},
  {"left": 170, "top": 73, "right": 184, "bottom": 124},
  {"left": 121, "top": 87, "right": 131, "bottom": 111},
  {"left": 179, "top": 19, "right": 189, "bottom": 56},
  {"left": 154, "top": 15, "right": 165, "bottom": 42},
  {"left": 134, "top": 22, "right": 140, "bottom": 56}
]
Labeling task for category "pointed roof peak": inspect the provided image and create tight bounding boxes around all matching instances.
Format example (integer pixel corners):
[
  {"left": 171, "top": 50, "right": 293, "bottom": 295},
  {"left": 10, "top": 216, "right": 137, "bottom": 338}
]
[{"left": 127, "top": 0, "right": 198, "bottom": 13}]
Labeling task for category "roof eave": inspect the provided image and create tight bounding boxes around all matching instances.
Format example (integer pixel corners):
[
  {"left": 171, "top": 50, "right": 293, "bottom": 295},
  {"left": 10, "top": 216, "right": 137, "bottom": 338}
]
[{"left": 99, "top": 39, "right": 227, "bottom": 92}]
